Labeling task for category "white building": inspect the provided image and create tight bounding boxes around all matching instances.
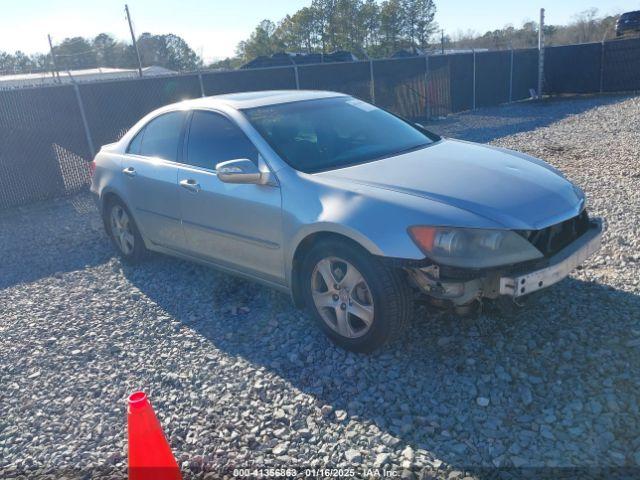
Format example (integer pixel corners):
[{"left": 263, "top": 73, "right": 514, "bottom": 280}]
[{"left": 0, "top": 66, "right": 176, "bottom": 89}]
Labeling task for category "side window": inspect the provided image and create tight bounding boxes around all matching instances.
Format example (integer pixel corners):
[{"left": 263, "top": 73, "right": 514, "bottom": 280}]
[
  {"left": 138, "top": 111, "right": 186, "bottom": 161},
  {"left": 186, "top": 111, "right": 259, "bottom": 170},
  {"left": 127, "top": 127, "right": 145, "bottom": 154}
]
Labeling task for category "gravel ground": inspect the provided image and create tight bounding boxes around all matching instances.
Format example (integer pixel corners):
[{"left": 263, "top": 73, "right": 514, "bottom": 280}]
[{"left": 1, "top": 94, "right": 639, "bottom": 479}]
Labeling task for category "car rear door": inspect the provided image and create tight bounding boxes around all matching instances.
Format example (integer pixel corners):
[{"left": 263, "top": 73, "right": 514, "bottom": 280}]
[
  {"left": 177, "top": 110, "right": 284, "bottom": 282},
  {"left": 121, "top": 111, "right": 187, "bottom": 250}
]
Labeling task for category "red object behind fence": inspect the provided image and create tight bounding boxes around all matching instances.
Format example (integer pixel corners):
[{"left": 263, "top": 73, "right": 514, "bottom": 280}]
[{"left": 127, "top": 391, "right": 182, "bottom": 480}]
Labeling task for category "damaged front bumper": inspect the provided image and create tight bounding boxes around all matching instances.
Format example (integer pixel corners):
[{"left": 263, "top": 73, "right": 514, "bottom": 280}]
[
  {"left": 406, "top": 218, "right": 603, "bottom": 305},
  {"left": 499, "top": 218, "right": 602, "bottom": 298}
]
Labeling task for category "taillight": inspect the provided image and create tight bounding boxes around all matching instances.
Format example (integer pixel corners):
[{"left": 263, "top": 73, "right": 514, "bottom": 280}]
[{"left": 88, "top": 160, "right": 96, "bottom": 177}]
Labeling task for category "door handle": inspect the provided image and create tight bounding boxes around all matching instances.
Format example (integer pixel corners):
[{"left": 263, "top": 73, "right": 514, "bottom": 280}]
[
  {"left": 122, "top": 167, "right": 136, "bottom": 177},
  {"left": 179, "top": 178, "right": 201, "bottom": 193}
]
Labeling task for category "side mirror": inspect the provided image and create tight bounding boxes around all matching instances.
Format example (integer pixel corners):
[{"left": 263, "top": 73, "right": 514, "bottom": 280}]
[{"left": 216, "top": 158, "right": 262, "bottom": 184}]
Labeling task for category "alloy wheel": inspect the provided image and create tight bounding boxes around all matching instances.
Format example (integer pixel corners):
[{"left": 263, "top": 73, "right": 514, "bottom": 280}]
[
  {"left": 311, "top": 256, "right": 374, "bottom": 338},
  {"left": 110, "top": 205, "right": 135, "bottom": 255}
]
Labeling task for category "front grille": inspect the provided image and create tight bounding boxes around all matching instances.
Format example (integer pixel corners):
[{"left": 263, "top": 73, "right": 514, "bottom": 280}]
[{"left": 517, "top": 209, "right": 590, "bottom": 257}]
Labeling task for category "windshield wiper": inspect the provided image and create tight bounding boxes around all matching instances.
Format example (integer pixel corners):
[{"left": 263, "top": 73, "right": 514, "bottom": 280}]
[{"left": 388, "top": 142, "right": 431, "bottom": 157}]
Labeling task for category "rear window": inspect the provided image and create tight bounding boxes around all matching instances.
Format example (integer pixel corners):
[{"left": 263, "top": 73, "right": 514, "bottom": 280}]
[
  {"left": 136, "top": 111, "right": 187, "bottom": 161},
  {"left": 127, "top": 128, "right": 144, "bottom": 154}
]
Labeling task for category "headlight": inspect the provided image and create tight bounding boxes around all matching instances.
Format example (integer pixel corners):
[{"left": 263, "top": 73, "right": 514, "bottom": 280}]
[{"left": 408, "top": 226, "right": 543, "bottom": 268}]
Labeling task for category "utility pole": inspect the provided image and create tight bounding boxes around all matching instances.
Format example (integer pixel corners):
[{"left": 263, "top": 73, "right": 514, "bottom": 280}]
[
  {"left": 537, "top": 8, "right": 545, "bottom": 99},
  {"left": 47, "top": 34, "right": 61, "bottom": 83},
  {"left": 441, "top": 29, "right": 445, "bottom": 54},
  {"left": 125, "top": 4, "right": 143, "bottom": 77}
]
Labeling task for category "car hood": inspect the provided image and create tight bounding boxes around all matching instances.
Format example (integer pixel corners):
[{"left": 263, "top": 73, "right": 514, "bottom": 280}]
[{"left": 316, "top": 139, "right": 585, "bottom": 230}]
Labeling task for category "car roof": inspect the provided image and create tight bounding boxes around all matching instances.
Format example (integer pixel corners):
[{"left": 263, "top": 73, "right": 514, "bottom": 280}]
[{"left": 177, "top": 90, "right": 347, "bottom": 110}]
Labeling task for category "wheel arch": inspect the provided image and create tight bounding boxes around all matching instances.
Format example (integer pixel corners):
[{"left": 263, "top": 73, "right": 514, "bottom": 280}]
[
  {"left": 99, "top": 189, "right": 126, "bottom": 228},
  {"left": 101, "top": 189, "right": 123, "bottom": 211},
  {"left": 99, "top": 188, "right": 149, "bottom": 246},
  {"left": 289, "top": 230, "right": 379, "bottom": 309}
]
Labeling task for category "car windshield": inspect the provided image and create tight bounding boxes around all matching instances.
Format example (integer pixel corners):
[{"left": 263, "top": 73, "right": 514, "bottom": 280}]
[{"left": 242, "top": 96, "right": 438, "bottom": 173}]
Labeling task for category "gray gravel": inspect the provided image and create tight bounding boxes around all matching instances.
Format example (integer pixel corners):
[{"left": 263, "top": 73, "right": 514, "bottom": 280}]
[{"left": 1, "top": 94, "right": 640, "bottom": 479}]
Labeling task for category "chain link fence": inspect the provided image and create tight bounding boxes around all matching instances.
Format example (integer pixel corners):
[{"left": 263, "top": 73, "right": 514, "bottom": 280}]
[
  {"left": 1, "top": 37, "right": 639, "bottom": 209},
  {"left": 79, "top": 74, "right": 202, "bottom": 150},
  {"left": 544, "top": 37, "right": 640, "bottom": 94},
  {"left": 0, "top": 85, "right": 92, "bottom": 208},
  {"left": 299, "top": 61, "right": 372, "bottom": 102}
]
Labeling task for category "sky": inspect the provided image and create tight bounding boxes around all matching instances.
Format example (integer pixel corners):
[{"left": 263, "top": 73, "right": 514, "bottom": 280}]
[{"left": 1, "top": 0, "right": 638, "bottom": 62}]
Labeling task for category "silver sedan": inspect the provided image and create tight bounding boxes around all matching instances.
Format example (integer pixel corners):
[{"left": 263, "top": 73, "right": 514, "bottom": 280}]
[{"left": 90, "top": 90, "right": 602, "bottom": 352}]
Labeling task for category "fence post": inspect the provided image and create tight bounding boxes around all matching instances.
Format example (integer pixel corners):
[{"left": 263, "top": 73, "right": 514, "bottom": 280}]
[
  {"left": 537, "top": 8, "right": 545, "bottom": 99},
  {"left": 73, "top": 82, "right": 95, "bottom": 158},
  {"left": 509, "top": 48, "right": 514, "bottom": 103},
  {"left": 369, "top": 59, "right": 376, "bottom": 104},
  {"left": 424, "top": 55, "right": 431, "bottom": 119},
  {"left": 293, "top": 65, "right": 300, "bottom": 90},
  {"left": 472, "top": 49, "right": 476, "bottom": 110},
  {"left": 599, "top": 40, "right": 605, "bottom": 93},
  {"left": 198, "top": 73, "right": 205, "bottom": 97}
]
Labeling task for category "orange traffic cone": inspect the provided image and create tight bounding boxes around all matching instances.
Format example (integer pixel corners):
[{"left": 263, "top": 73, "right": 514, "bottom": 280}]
[{"left": 127, "top": 391, "right": 182, "bottom": 480}]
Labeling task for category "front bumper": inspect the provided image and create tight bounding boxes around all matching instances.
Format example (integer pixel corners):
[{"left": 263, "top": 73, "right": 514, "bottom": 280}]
[
  {"left": 406, "top": 218, "right": 603, "bottom": 304},
  {"left": 499, "top": 219, "right": 603, "bottom": 298}
]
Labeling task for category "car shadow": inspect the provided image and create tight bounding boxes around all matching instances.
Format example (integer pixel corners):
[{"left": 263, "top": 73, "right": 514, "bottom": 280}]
[
  {"left": 420, "top": 95, "right": 630, "bottom": 144},
  {"left": 123, "top": 254, "right": 640, "bottom": 473},
  {"left": 0, "top": 194, "right": 112, "bottom": 289}
]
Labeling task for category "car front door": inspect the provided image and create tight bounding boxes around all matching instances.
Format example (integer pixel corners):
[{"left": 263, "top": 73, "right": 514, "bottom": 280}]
[
  {"left": 120, "top": 110, "right": 187, "bottom": 250},
  {"left": 177, "top": 110, "right": 284, "bottom": 283}
]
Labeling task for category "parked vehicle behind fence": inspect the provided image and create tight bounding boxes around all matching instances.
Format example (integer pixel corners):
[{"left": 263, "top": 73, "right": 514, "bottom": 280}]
[
  {"left": 616, "top": 11, "right": 640, "bottom": 37},
  {"left": 90, "top": 90, "right": 602, "bottom": 352}
]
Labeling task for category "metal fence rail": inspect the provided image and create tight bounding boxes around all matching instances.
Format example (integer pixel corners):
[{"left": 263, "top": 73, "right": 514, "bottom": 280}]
[{"left": 1, "top": 37, "right": 639, "bottom": 210}]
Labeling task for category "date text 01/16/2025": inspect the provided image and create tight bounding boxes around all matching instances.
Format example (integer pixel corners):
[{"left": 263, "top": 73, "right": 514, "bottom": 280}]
[{"left": 232, "top": 467, "right": 400, "bottom": 477}]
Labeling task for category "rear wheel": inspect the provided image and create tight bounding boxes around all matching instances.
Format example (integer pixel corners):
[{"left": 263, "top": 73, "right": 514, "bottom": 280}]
[
  {"left": 301, "top": 239, "right": 413, "bottom": 352},
  {"left": 105, "top": 198, "right": 147, "bottom": 263}
]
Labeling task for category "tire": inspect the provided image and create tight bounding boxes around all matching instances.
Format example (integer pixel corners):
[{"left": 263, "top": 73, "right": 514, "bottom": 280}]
[
  {"left": 301, "top": 239, "right": 413, "bottom": 353},
  {"left": 104, "top": 197, "right": 148, "bottom": 264}
]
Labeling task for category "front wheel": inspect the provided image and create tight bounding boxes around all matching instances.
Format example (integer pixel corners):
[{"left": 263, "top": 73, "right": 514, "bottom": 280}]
[{"left": 301, "top": 240, "right": 413, "bottom": 352}]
